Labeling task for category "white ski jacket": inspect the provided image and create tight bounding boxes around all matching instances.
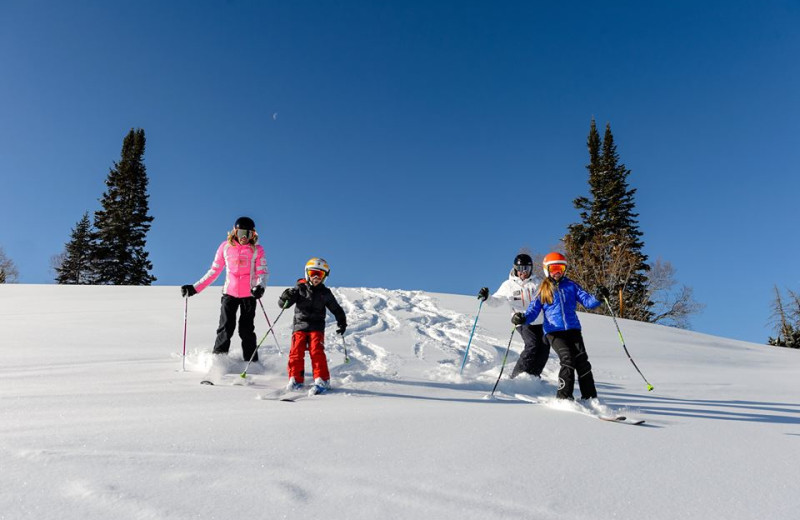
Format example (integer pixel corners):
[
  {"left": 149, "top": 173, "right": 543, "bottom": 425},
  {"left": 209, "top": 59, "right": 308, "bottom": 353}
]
[{"left": 485, "top": 268, "right": 543, "bottom": 324}]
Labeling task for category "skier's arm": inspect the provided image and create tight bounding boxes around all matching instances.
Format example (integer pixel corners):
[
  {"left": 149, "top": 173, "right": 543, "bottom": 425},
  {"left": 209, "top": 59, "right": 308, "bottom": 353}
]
[
  {"left": 252, "top": 245, "right": 269, "bottom": 288},
  {"left": 575, "top": 283, "right": 601, "bottom": 310},
  {"left": 485, "top": 280, "right": 515, "bottom": 308},
  {"left": 193, "top": 243, "right": 227, "bottom": 294},
  {"left": 326, "top": 291, "right": 347, "bottom": 333}
]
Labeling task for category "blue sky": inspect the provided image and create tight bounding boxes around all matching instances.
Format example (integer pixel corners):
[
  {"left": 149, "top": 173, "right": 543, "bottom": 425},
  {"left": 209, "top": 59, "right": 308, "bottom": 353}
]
[{"left": 1, "top": 1, "right": 798, "bottom": 344}]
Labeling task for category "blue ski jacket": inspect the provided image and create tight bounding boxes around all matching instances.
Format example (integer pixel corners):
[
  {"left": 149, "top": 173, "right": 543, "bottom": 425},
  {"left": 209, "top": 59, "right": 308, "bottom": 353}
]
[{"left": 522, "top": 277, "right": 601, "bottom": 334}]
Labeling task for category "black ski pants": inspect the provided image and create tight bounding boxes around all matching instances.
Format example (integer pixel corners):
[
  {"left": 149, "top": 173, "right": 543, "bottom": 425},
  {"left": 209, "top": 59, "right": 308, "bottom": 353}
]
[
  {"left": 546, "top": 329, "right": 597, "bottom": 400},
  {"left": 511, "top": 324, "right": 550, "bottom": 378},
  {"left": 213, "top": 295, "right": 258, "bottom": 361}
]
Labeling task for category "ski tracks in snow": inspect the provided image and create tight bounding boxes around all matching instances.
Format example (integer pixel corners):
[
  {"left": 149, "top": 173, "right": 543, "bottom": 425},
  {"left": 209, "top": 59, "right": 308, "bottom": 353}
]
[{"left": 330, "top": 288, "right": 508, "bottom": 383}]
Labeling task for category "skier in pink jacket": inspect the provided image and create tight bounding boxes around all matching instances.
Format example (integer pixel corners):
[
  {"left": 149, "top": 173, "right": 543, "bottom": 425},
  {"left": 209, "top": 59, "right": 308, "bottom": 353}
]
[{"left": 181, "top": 217, "right": 269, "bottom": 361}]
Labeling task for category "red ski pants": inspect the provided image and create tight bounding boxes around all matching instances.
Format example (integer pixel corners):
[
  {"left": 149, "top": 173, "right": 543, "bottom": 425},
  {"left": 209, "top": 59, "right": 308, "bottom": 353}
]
[{"left": 287, "top": 330, "right": 329, "bottom": 383}]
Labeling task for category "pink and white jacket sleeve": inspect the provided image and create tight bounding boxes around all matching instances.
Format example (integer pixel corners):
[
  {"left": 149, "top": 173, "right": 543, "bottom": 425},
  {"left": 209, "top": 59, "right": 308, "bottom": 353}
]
[{"left": 192, "top": 242, "right": 227, "bottom": 294}]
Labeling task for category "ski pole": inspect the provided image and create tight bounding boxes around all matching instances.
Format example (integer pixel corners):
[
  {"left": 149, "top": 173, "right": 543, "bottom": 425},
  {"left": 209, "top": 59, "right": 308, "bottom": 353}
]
[
  {"left": 258, "top": 299, "right": 283, "bottom": 355},
  {"left": 181, "top": 296, "right": 188, "bottom": 372},
  {"left": 602, "top": 296, "right": 655, "bottom": 391},
  {"left": 241, "top": 303, "right": 289, "bottom": 379},
  {"left": 341, "top": 332, "right": 350, "bottom": 364},
  {"left": 488, "top": 326, "right": 517, "bottom": 397},
  {"left": 459, "top": 299, "right": 484, "bottom": 374}
]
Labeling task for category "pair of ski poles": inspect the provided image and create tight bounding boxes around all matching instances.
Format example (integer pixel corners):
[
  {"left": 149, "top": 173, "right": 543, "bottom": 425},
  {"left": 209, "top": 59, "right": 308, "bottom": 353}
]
[{"left": 457, "top": 298, "right": 515, "bottom": 397}]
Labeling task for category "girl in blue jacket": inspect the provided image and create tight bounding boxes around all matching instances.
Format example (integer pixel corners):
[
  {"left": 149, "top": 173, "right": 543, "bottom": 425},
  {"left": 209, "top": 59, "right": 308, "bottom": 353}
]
[{"left": 512, "top": 252, "right": 606, "bottom": 400}]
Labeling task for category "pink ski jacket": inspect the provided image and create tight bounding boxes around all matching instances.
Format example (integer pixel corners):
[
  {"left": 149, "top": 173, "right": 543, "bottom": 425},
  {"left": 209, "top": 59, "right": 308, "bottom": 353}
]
[{"left": 193, "top": 241, "right": 269, "bottom": 298}]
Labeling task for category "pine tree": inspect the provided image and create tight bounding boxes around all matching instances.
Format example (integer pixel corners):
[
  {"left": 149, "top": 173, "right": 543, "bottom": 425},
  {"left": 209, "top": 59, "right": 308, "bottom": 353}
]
[
  {"left": 564, "top": 119, "right": 652, "bottom": 321},
  {"left": 91, "top": 129, "right": 156, "bottom": 285},
  {"left": 55, "top": 212, "right": 94, "bottom": 284}
]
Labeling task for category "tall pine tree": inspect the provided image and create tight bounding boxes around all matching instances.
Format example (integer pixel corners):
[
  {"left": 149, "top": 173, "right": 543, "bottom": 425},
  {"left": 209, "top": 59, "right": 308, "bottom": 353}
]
[
  {"left": 91, "top": 129, "right": 156, "bottom": 285},
  {"left": 565, "top": 119, "right": 652, "bottom": 321},
  {"left": 55, "top": 212, "right": 94, "bottom": 284}
]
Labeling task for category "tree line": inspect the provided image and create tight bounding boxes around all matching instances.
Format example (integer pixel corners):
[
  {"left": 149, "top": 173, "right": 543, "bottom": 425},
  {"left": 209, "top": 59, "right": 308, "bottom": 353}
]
[{"left": 0, "top": 124, "right": 795, "bottom": 347}]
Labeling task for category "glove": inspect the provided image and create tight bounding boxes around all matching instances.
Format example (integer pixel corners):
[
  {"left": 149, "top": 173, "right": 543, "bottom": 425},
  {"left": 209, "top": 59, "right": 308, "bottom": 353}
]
[
  {"left": 477, "top": 287, "right": 489, "bottom": 301},
  {"left": 278, "top": 288, "right": 296, "bottom": 308},
  {"left": 251, "top": 286, "right": 265, "bottom": 299},
  {"left": 336, "top": 324, "right": 347, "bottom": 335},
  {"left": 511, "top": 312, "right": 527, "bottom": 326},
  {"left": 181, "top": 285, "right": 197, "bottom": 297},
  {"left": 595, "top": 286, "right": 610, "bottom": 299}
]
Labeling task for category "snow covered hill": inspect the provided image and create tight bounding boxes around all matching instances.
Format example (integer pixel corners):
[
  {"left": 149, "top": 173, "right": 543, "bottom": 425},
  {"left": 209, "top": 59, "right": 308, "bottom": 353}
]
[{"left": 1, "top": 285, "right": 799, "bottom": 520}]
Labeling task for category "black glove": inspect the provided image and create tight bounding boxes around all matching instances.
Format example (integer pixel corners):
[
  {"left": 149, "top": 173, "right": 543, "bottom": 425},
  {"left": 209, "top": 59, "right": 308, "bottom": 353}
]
[
  {"left": 477, "top": 287, "right": 489, "bottom": 301},
  {"left": 336, "top": 324, "right": 347, "bottom": 335},
  {"left": 595, "top": 286, "right": 610, "bottom": 299},
  {"left": 251, "top": 286, "right": 265, "bottom": 299},
  {"left": 511, "top": 312, "right": 526, "bottom": 325},
  {"left": 278, "top": 288, "right": 296, "bottom": 308},
  {"left": 181, "top": 284, "right": 197, "bottom": 297}
]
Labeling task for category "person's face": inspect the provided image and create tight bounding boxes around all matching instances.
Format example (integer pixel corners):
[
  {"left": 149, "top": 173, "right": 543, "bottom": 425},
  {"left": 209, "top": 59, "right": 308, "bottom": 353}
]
[
  {"left": 516, "top": 265, "right": 532, "bottom": 280},
  {"left": 548, "top": 264, "right": 566, "bottom": 280},
  {"left": 235, "top": 228, "right": 254, "bottom": 244},
  {"left": 307, "top": 269, "right": 326, "bottom": 285}
]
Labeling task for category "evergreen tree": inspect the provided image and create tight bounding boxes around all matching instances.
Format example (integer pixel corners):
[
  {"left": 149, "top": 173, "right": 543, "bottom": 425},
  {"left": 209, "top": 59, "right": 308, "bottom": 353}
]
[
  {"left": 565, "top": 119, "right": 652, "bottom": 321},
  {"left": 91, "top": 128, "right": 156, "bottom": 285},
  {"left": 55, "top": 212, "right": 94, "bottom": 284}
]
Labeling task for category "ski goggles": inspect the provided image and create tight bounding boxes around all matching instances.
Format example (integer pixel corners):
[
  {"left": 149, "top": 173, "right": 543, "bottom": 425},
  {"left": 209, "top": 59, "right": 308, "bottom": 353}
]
[
  {"left": 547, "top": 264, "right": 566, "bottom": 275},
  {"left": 235, "top": 229, "right": 254, "bottom": 241},
  {"left": 307, "top": 269, "right": 327, "bottom": 279},
  {"left": 515, "top": 265, "right": 532, "bottom": 274}
]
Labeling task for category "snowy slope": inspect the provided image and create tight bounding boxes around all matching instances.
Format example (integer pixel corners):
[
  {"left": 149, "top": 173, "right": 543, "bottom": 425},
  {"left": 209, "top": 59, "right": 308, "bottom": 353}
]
[{"left": 1, "top": 284, "right": 799, "bottom": 520}]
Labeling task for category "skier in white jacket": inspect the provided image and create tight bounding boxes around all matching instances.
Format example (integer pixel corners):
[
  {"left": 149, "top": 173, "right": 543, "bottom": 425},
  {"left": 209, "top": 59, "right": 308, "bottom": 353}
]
[{"left": 478, "top": 253, "right": 550, "bottom": 378}]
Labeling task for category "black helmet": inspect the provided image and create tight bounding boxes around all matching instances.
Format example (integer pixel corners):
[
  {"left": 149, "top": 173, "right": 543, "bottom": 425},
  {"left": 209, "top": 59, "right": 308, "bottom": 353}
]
[
  {"left": 234, "top": 216, "right": 255, "bottom": 230},
  {"left": 513, "top": 253, "right": 533, "bottom": 276},
  {"left": 514, "top": 254, "right": 533, "bottom": 268}
]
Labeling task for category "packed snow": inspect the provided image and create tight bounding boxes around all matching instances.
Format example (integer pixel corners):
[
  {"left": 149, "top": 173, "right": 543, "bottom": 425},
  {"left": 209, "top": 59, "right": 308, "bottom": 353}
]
[{"left": 1, "top": 284, "right": 798, "bottom": 519}]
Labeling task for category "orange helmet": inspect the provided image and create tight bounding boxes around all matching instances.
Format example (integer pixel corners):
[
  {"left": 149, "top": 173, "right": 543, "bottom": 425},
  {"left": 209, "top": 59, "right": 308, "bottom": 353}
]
[{"left": 542, "top": 252, "right": 568, "bottom": 278}]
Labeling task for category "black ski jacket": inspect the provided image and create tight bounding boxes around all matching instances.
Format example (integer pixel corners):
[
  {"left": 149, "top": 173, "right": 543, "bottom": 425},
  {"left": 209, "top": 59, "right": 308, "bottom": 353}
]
[{"left": 278, "top": 279, "right": 347, "bottom": 333}]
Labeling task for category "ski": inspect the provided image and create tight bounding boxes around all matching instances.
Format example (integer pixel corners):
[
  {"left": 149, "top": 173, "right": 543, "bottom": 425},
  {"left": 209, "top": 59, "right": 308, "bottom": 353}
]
[
  {"left": 598, "top": 416, "right": 645, "bottom": 426},
  {"left": 256, "top": 385, "right": 333, "bottom": 402},
  {"left": 200, "top": 380, "right": 214, "bottom": 385},
  {"left": 512, "top": 393, "right": 646, "bottom": 426},
  {"left": 256, "top": 386, "right": 307, "bottom": 402}
]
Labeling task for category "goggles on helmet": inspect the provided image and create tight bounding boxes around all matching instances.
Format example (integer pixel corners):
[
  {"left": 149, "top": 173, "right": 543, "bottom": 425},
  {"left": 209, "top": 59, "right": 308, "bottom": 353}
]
[
  {"left": 307, "top": 269, "right": 326, "bottom": 280},
  {"left": 547, "top": 264, "right": 566, "bottom": 276},
  {"left": 236, "top": 229, "right": 254, "bottom": 241}
]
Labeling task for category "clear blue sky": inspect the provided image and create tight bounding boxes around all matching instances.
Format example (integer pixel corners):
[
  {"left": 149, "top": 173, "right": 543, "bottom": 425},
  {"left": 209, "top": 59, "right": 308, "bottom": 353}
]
[{"left": 1, "top": 1, "right": 798, "bottom": 344}]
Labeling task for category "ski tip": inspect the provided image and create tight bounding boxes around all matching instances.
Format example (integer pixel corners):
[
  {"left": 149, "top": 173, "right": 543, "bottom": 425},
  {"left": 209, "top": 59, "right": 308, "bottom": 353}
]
[{"left": 200, "top": 380, "right": 214, "bottom": 386}]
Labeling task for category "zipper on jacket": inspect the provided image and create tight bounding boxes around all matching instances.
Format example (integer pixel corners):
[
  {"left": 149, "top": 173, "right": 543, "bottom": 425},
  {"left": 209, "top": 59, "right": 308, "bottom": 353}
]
[{"left": 558, "top": 285, "right": 567, "bottom": 330}]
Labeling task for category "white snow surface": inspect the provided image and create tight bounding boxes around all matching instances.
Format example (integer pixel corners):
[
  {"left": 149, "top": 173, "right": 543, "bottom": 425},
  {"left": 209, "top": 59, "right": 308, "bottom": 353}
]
[{"left": 1, "top": 284, "right": 799, "bottom": 520}]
